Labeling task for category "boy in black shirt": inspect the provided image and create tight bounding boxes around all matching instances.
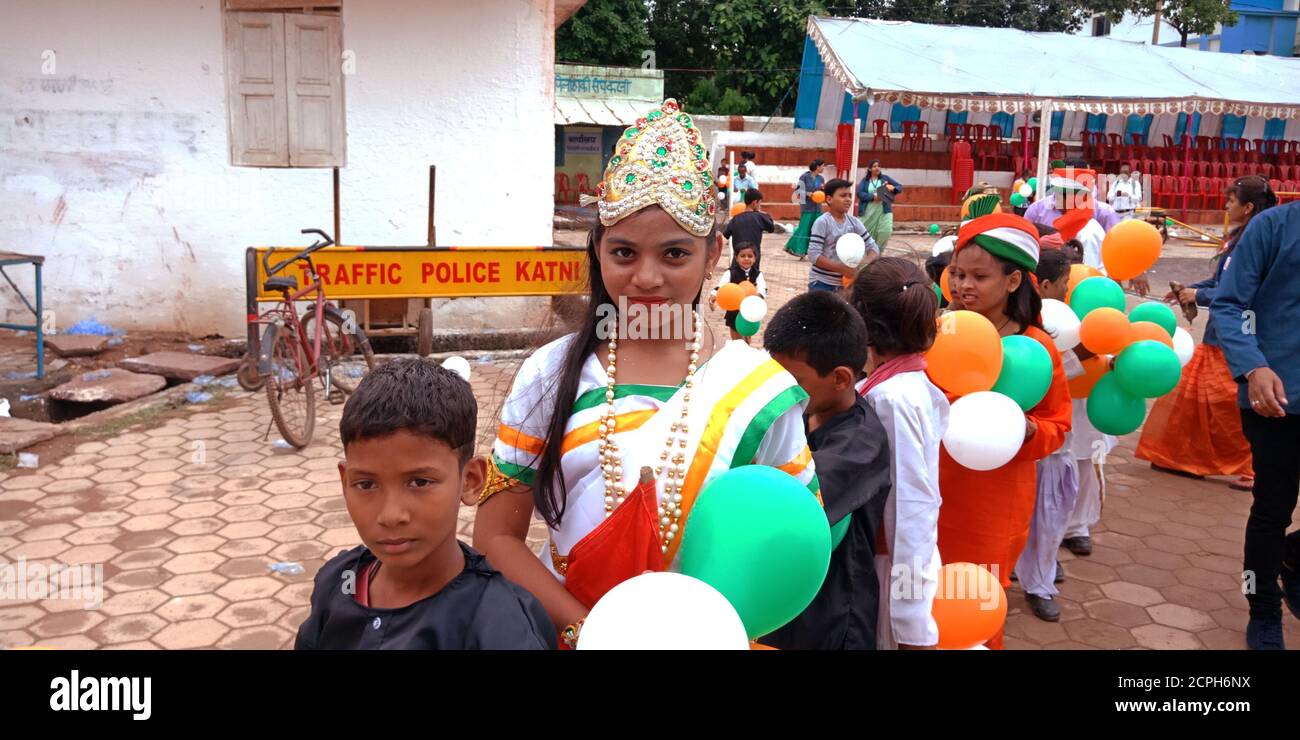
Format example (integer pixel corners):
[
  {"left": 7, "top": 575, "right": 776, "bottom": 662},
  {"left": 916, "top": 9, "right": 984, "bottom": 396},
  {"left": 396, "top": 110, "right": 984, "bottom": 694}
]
[
  {"left": 760, "top": 292, "right": 892, "bottom": 649},
  {"left": 723, "top": 188, "right": 776, "bottom": 272},
  {"left": 295, "top": 359, "right": 554, "bottom": 650}
]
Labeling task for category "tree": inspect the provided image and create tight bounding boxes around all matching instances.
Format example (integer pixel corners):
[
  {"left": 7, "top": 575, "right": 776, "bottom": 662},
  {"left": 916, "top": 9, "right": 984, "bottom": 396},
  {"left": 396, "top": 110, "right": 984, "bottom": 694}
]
[
  {"left": 556, "top": 0, "right": 653, "bottom": 67},
  {"left": 1130, "top": 0, "right": 1238, "bottom": 47}
]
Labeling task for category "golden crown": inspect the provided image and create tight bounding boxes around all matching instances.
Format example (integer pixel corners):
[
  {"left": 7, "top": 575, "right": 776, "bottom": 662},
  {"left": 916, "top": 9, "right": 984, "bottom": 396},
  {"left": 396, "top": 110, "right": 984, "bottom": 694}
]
[{"left": 580, "top": 99, "right": 717, "bottom": 237}]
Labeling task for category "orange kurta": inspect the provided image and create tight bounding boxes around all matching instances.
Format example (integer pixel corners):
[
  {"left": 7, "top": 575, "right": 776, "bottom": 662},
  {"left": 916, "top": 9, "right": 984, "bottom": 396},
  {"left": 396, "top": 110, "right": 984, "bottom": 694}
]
[
  {"left": 937, "top": 325, "right": 1073, "bottom": 649},
  {"left": 1135, "top": 344, "right": 1253, "bottom": 478}
]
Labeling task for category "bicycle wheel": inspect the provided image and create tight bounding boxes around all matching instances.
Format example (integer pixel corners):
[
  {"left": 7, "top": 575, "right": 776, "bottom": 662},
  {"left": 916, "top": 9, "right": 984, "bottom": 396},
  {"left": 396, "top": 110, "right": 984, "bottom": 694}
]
[
  {"left": 301, "top": 310, "right": 375, "bottom": 395},
  {"left": 236, "top": 354, "right": 265, "bottom": 392},
  {"left": 263, "top": 323, "right": 316, "bottom": 448}
]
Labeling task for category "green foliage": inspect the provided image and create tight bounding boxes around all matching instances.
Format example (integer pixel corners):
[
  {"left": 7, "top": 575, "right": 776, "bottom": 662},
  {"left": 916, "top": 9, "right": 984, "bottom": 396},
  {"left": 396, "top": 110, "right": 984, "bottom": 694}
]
[
  {"left": 1130, "top": 0, "right": 1239, "bottom": 46},
  {"left": 557, "top": 0, "right": 1197, "bottom": 115}
]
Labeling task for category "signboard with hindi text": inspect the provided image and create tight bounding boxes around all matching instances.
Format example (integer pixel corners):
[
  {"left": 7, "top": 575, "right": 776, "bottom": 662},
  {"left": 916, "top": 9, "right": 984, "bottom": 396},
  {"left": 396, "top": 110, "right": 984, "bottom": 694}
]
[
  {"left": 555, "top": 64, "right": 663, "bottom": 103},
  {"left": 249, "top": 246, "right": 587, "bottom": 302},
  {"left": 565, "top": 128, "right": 603, "bottom": 155}
]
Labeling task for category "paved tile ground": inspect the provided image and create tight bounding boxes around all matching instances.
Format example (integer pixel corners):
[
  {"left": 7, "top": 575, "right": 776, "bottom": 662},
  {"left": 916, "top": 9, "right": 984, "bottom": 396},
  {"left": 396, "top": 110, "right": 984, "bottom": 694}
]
[{"left": 1, "top": 232, "right": 1297, "bottom": 649}]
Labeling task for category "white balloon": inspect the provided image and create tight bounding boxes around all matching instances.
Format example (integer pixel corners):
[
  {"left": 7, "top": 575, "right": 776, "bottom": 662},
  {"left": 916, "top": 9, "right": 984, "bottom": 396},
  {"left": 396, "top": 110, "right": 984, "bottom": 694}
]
[
  {"left": 1173, "top": 326, "right": 1195, "bottom": 367},
  {"left": 836, "top": 232, "right": 867, "bottom": 268},
  {"left": 931, "top": 235, "right": 956, "bottom": 257},
  {"left": 943, "top": 391, "right": 1026, "bottom": 471},
  {"left": 739, "top": 295, "right": 768, "bottom": 323},
  {"left": 1040, "top": 299, "right": 1081, "bottom": 352},
  {"left": 717, "top": 191, "right": 726, "bottom": 202},
  {"left": 1018, "top": 184, "right": 1033, "bottom": 198},
  {"left": 578, "top": 572, "right": 750, "bottom": 650},
  {"left": 782, "top": 222, "right": 794, "bottom": 234},
  {"left": 441, "top": 356, "right": 472, "bottom": 382}
]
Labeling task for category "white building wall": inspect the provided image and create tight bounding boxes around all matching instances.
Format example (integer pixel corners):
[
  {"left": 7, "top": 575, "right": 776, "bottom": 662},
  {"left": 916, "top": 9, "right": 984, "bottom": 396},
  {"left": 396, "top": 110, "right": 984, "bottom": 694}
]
[{"left": 0, "top": 0, "right": 556, "bottom": 337}]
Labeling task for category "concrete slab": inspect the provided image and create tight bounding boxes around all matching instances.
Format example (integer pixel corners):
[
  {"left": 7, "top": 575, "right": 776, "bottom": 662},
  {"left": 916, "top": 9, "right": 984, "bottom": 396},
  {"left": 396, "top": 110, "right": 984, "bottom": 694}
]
[
  {"left": 43, "top": 335, "right": 110, "bottom": 357},
  {"left": 117, "top": 352, "right": 240, "bottom": 382},
  {"left": 0, "top": 416, "right": 62, "bottom": 453},
  {"left": 48, "top": 369, "right": 166, "bottom": 404}
]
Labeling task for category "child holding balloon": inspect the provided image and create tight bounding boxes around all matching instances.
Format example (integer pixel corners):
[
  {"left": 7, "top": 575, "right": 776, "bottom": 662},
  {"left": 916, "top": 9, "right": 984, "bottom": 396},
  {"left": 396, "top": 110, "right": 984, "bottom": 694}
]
[
  {"left": 935, "top": 213, "right": 1074, "bottom": 649},
  {"left": 760, "top": 291, "right": 892, "bottom": 650},
  {"left": 709, "top": 242, "right": 766, "bottom": 342},
  {"left": 1012, "top": 248, "right": 1095, "bottom": 621},
  {"left": 848, "top": 257, "right": 950, "bottom": 649}
]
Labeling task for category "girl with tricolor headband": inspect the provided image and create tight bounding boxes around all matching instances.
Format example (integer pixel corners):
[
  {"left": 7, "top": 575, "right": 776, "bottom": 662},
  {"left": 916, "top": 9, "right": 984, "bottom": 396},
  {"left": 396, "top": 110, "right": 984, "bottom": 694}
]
[
  {"left": 472, "top": 100, "right": 816, "bottom": 649},
  {"left": 939, "top": 212, "right": 1074, "bottom": 649}
]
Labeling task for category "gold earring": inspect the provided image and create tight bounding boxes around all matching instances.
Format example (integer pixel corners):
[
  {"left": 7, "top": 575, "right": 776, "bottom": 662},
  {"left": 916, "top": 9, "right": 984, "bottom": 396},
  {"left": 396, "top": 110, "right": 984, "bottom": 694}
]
[{"left": 706, "top": 270, "right": 713, "bottom": 280}]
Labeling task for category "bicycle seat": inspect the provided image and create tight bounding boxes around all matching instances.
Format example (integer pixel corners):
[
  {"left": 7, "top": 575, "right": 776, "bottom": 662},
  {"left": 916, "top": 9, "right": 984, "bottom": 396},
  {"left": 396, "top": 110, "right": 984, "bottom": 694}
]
[{"left": 263, "top": 276, "right": 298, "bottom": 293}]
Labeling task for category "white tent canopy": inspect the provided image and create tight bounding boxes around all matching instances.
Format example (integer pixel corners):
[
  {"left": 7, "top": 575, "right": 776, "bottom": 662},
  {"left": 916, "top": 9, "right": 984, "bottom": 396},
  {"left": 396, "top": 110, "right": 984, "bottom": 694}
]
[{"left": 809, "top": 17, "right": 1300, "bottom": 120}]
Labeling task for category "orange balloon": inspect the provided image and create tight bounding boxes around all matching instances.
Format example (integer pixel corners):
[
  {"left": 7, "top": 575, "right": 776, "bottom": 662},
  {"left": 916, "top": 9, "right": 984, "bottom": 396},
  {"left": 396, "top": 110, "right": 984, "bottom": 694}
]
[
  {"left": 1078, "top": 307, "right": 1131, "bottom": 355},
  {"left": 737, "top": 280, "right": 758, "bottom": 298},
  {"left": 1068, "top": 354, "right": 1111, "bottom": 398},
  {"left": 932, "top": 562, "right": 1007, "bottom": 650},
  {"left": 1102, "top": 219, "right": 1163, "bottom": 281},
  {"left": 810, "top": 190, "right": 826, "bottom": 203},
  {"left": 924, "top": 310, "right": 1003, "bottom": 395},
  {"left": 940, "top": 266, "right": 952, "bottom": 302},
  {"left": 718, "top": 175, "right": 729, "bottom": 187},
  {"left": 716, "top": 283, "right": 744, "bottom": 311},
  {"left": 729, "top": 203, "right": 746, "bottom": 218},
  {"left": 1128, "top": 320, "right": 1174, "bottom": 348},
  {"left": 749, "top": 642, "right": 778, "bottom": 650}
]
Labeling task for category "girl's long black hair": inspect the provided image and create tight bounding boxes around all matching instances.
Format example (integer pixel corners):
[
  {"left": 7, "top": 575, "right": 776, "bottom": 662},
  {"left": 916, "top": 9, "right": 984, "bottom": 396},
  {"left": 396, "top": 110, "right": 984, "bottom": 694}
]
[{"left": 528, "top": 221, "right": 714, "bottom": 527}]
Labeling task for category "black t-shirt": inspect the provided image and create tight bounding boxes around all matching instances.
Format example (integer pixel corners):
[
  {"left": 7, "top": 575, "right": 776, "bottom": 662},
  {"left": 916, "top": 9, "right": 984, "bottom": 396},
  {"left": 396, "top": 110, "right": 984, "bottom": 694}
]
[
  {"left": 723, "top": 210, "right": 776, "bottom": 269},
  {"left": 295, "top": 542, "right": 556, "bottom": 650},
  {"left": 761, "top": 396, "right": 892, "bottom": 650}
]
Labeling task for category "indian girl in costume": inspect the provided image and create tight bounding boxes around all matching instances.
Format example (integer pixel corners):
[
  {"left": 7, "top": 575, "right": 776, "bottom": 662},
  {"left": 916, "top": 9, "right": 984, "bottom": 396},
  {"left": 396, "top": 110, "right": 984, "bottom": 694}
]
[{"left": 472, "top": 100, "right": 817, "bottom": 648}]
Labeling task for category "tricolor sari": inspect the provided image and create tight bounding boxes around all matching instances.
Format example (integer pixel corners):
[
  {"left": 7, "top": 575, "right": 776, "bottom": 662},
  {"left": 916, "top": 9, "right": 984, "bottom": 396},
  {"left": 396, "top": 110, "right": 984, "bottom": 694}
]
[{"left": 493, "top": 335, "right": 818, "bottom": 608}]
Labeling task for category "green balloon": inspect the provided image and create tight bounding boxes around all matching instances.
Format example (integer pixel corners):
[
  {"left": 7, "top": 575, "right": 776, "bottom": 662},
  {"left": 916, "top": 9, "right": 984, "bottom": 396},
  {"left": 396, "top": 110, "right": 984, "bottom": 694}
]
[
  {"left": 1027, "top": 177, "right": 1038, "bottom": 190},
  {"left": 929, "top": 223, "right": 940, "bottom": 234},
  {"left": 1128, "top": 302, "right": 1177, "bottom": 337},
  {"left": 1086, "top": 372, "right": 1147, "bottom": 435},
  {"left": 830, "top": 514, "right": 851, "bottom": 550},
  {"left": 1114, "top": 340, "right": 1182, "bottom": 398},
  {"left": 679, "top": 465, "right": 831, "bottom": 639},
  {"left": 990, "top": 334, "right": 1053, "bottom": 411},
  {"left": 1009, "top": 193, "right": 1026, "bottom": 207},
  {"left": 734, "top": 315, "right": 761, "bottom": 337},
  {"left": 932, "top": 282, "right": 943, "bottom": 304},
  {"left": 1069, "top": 276, "right": 1127, "bottom": 320}
]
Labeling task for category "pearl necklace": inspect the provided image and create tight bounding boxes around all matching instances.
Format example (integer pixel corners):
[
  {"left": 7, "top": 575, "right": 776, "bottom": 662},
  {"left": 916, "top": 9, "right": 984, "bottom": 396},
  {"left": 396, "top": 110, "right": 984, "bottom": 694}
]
[{"left": 598, "top": 311, "right": 703, "bottom": 554}]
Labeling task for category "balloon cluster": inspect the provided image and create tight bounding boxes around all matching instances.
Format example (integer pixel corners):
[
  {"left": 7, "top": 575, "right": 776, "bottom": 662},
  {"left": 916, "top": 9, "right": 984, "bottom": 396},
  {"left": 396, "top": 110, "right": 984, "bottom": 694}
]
[
  {"left": 579, "top": 466, "right": 832, "bottom": 649},
  {"left": 926, "top": 310, "right": 1051, "bottom": 470},
  {"left": 716, "top": 280, "right": 767, "bottom": 337},
  {"left": 1062, "top": 221, "right": 1182, "bottom": 435}
]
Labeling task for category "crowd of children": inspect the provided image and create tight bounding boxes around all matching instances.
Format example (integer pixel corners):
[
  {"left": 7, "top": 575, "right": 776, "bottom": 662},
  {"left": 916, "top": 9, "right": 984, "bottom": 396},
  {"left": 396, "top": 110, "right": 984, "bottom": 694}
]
[{"left": 294, "top": 99, "right": 1293, "bottom": 651}]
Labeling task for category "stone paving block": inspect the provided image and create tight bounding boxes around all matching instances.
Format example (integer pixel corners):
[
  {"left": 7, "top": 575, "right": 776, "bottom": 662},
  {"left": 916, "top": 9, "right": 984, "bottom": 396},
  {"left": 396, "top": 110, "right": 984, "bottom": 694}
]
[
  {"left": 117, "top": 351, "right": 240, "bottom": 381},
  {"left": 48, "top": 368, "right": 166, "bottom": 404},
  {"left": 0, "top": 417, "right": 62, "bottom": 453},
  {"left": 44, "top": 334, "right": 110, "bottom": 357}
]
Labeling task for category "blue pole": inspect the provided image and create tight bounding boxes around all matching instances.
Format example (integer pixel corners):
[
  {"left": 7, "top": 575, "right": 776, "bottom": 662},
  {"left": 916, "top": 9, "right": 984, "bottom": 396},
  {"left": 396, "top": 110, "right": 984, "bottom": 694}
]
[{"left": 35, "top": 261, "right": 44, "bottom": 379}]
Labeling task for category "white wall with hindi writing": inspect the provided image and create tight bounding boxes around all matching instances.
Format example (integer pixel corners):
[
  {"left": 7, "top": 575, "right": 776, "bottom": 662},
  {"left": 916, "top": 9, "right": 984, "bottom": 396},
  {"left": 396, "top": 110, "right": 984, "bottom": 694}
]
[{"left": 0, "top": 0, "right": 557, "bottom": 337}]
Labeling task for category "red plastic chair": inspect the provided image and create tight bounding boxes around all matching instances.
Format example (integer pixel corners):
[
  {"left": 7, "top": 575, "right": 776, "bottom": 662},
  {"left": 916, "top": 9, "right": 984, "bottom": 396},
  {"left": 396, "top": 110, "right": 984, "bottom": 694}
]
[
  {"left": 971, "top": 123, "right": 988, "bottom": 142},
  {"left": 946, "top": 122, "right": 962, "bottom": 142},
  {"left": 1195, "top": 177, "right": 1216, "bottom": 210},
  {"left": 575, "top": 173, "right": 593, "bottom": 198},
  {"left": 1269, "top": 178, "right": 1284, "bottom": 194},
  {"left": 556, "top": 173, "right": 573, "bottom": 203},
  {"left": 871, "top": 119, "right": 890, "bottom": 151},
  {"left": 1140, "top": 159, "right": 1157, "bottom": 177},
  {"left": 1152, "top": 175, "right": 1171, "bottom": 208},
  {"left": 1105, "top": 133, "right": 1122, "bottom": 147},
  {"left": 909, "top": 120, "right": 930, "bottom": 151}
]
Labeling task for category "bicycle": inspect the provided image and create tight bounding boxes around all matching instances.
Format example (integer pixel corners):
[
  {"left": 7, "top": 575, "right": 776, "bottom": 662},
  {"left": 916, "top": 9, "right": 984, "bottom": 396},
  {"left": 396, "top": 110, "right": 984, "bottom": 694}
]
[{"left": 252, "top": 228, "right": 376, "bottom": 448}]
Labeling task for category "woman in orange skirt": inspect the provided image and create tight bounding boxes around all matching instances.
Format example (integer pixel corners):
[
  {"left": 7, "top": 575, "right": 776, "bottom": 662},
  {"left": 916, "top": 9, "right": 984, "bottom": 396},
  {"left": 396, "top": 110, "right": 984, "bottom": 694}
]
[
  {"left": 1137, "top": 176, "right": 1278, "bottom": 491},
  {"left": 939, "top": 214, "right": 1074, "bottom": 649}
]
